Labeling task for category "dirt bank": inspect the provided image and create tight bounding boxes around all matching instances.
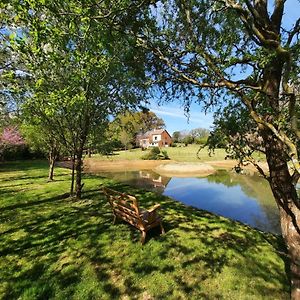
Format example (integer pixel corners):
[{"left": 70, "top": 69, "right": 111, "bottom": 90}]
[
  {"left": 83, "top": 158, "right": 269, "bottom": 177},
  {"left": 84, "top": 159, "right": 172, "bottom": 172},
  {"left": 154, "top": 162, "right": 215, "bottom": 177}
]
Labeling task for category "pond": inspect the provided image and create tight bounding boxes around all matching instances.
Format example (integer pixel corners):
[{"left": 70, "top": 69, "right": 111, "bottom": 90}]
[{"left": 99, "top": 169, "right": 282, "bottom": 234}]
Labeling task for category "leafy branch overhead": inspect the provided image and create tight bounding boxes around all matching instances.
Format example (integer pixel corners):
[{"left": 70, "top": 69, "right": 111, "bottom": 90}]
[
  {"left": 134, "top": 0, "right": 300, "bottom": 182},
  {"left": 3, "top": 0, "right": 150, "bottom": 198},
  {"left": 132, "top": 1, "right": 300, "bottom": 297}
]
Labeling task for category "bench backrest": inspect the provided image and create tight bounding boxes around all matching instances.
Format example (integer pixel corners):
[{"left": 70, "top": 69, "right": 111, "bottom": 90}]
[{"left": 102, "top": 187, "right": 143, "bottom": 227}]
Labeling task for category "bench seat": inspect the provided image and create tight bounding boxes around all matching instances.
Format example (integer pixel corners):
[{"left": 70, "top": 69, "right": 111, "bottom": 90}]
[{"left": 102, "top": 187, "right": 165, "bottom": 244}]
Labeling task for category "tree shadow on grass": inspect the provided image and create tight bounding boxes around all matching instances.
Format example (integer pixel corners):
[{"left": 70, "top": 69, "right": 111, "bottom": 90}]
[
  {"left": 0, "top": 193, "right": 70, "bottom": 212},
  {"left": 0, "top": 193, "right": 122, "bottom": 299},
  {"left": 0, "top": 177, "right": 290, "bottom": 299},
  {"left": 0, "top": 160, "right": 48, "bottom": 171},
  {"left": 0, "top": 172, "right": 69, "bottom": 183},
  {"left": 99, "top": 182, "right": 290, "bottom": 298}
]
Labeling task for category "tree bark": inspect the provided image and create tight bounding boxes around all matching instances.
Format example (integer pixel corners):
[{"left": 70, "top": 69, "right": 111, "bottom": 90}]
[
  {"left": 70, "top": 155, "right": 75, "bottom": 197},
  {"left": 263, "top": 131, "right": 300, "bottom": 299},
  {"left": 47, "top": 146, "right": 58, "bottom": 181},
  {"left": 75, "top": 147, "right": 83, "bottom": 199},
  {"left": 48, "top": 156, "right": 55, "bottom": 181}
]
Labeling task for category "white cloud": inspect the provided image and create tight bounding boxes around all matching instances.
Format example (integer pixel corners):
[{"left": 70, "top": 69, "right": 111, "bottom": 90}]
[{"left": 150, "top": 106, "right": 214, "bottom": 128}]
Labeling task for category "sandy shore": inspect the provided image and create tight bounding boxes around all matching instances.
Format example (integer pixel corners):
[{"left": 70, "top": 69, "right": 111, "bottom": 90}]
[
  {"left": 84, "top": 158, "right": 269, "bottom": 177},
  {"left": 154, "top": 162, "right": 215, "bottom": 177},
  {"left": 84, "top": 159, "right": 171, "bottom": 172}
]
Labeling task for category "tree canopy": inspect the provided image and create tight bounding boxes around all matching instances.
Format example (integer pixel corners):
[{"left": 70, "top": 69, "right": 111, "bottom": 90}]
[
  {"left": 136, "top": 1, "right": 300, "bottom": 297},
  {"left": 3, "top": 0, "right": 150, "bottom": 197}
]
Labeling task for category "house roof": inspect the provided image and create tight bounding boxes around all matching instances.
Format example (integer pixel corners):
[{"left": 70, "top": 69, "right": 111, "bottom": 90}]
[{"left": 138, "top": 129, "right": 171, "bottom": 139}]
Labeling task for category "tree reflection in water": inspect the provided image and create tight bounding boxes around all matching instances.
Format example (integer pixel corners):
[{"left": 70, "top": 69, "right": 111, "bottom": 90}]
[{"left": 98, "top": 169, "right": 291, "bottom": 234}]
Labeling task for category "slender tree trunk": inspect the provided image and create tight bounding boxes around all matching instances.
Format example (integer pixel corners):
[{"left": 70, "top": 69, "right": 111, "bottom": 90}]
[
  {"left": 48, "top": 156, "right": 55, "bottom": 181},
  {"left": 47, "top": 146, "right": 58, "bottom": 181},
  {"left": 263, "top": 131, "right": 300, "bottom": 299},
  {"left": 70, "top": 154, "right": 75, "bottom": 196},
  {"left": 75, "top": 147, "right": 83, "bottom": 199}
]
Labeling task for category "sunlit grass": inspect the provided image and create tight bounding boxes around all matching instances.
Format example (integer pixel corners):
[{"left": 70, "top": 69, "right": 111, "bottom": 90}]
[
  {"left": 93, "top": 145, "right": 266, "bottom": 163},
  {"left": 94, "top": 145, "right": 229, "bottom": 162},
  {"left": 0, "top": 160, "right": 288, "bottom": 299}
]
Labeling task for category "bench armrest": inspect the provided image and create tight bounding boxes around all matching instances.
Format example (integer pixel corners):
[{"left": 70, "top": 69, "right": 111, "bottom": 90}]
[{"left": 147, "top": 204, "right": 161, "bottom": 214}]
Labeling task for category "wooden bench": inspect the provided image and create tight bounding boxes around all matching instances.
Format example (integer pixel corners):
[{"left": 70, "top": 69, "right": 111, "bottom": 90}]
[{"left": 102, "top": 187, "right": 165, "bottom": 244}]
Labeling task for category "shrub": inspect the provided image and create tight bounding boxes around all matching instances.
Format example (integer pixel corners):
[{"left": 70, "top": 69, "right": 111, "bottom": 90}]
[
  {"left": 161, "top": 150, "right": 170, "bottom": 159},
  {"left": 142, "top": 147, "right": 170, "bottom": 160}
]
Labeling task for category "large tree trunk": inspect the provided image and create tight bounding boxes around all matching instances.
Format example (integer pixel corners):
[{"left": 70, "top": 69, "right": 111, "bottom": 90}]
[
  {"left": 263, "top": 131, "right": 300, "bottom": 299},
  {"left": 75, "top": 148, "right": 84, "bottom": 199}
]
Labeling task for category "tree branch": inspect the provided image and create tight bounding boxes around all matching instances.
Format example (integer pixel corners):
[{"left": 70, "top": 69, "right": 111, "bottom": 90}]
[
  {"left": 286, "top": 17, "right": 300, "bottom": 47},
  {"left": 271, "top": 0, "right": 285, "bottom": 32}
]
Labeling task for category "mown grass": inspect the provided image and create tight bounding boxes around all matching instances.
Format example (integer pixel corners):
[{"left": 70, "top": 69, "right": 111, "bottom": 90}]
[
  {"left": 0, "top": 160, "right": 289, "bottom": 299},
  {"left": 94, "top": 145, "right": 266, "bottom": 163},
  {"left": 94, "top": 145, "right": 228, "bottom": 162}
]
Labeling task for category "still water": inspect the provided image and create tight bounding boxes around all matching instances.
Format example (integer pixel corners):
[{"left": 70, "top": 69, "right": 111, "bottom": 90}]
[{"left": 100, "top": 169, "right": 281, "bottom": 234}]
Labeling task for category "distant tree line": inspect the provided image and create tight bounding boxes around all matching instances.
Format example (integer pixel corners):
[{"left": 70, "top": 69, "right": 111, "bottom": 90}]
[
  {"left": 172, "top": 128, "right": 210, "bottom": 146},
  {"left": 97, "top": 109, "right": 165, "bottom": 154},
  {"left": 0, "top": 108, "right": 165, "bottom": 161}
]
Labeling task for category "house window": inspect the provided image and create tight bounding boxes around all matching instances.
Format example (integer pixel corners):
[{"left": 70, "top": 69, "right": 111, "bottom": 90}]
[{"left": 154, "top": 136, "right": 157, "bottom": 140}]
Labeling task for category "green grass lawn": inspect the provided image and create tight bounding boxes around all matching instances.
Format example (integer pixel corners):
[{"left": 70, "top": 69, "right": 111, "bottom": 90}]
[
  {"left": 94, "top": 145, "right": 228, "bottom": 162},
  {"left": 0, "top": 160, "right": 288, "bottom": 299},
  {"left": 94, "top": 145, "right": 265, "bottom": 163}
]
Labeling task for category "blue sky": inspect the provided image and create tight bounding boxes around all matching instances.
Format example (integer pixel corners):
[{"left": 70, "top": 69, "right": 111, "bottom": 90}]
[
  {"left": 148, "top": 101, "right": 214, "bottom": 134},
  {"left": 147, "top": 0, "right": 300, "bottom": 135}
]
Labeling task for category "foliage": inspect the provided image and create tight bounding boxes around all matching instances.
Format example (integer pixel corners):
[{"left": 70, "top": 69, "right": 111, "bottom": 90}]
[
  {"left": 142, "top": 146, "right": 169, "bottom": 160},
  {"left": 138, "top": 1, "right": 300, "bottom": 295},
  {"left": 172, "top": 131, "right": 180, "bottom": 143},
  {"left": 0, "top": 126, "right": 44, "bottom": 160},
  {"left": 182, "top": 135, "right": 194, "bottom": 146},
  {"left": 1, "top": 126, "right": 24, "bottom": 145},
  {"left": 109, "top": 109, "right": 166, "bottom": 149},
  {"left": 0, "top": 126, "right": 25, "bottom": 160},
  {"left": 3, "top": 0, "right": 149, "bottom": 197},
  {"left": 139, "top": 0, "right": 300, "bottom": 177},
  {"left": 172, "top": 128, "right": 210, "bottom": 145},
  {"left": 160, "top": 149, "right": 169, "bottom": 159},
  {"left": 21, "top": 124, "right": 61, "bottom": 156},
  {"left": 96, "top": 140, "right": 123, "bottom": 156}
]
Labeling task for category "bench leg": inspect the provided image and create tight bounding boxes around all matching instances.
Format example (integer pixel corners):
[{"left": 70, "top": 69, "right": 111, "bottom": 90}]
[
  {"left": 160, "top": 222, "right": 165, "bottom": 235},
  {"left": 141, "top": 231, "right": 146, "bottom": 244},
  {"left": 112, "top": 214, "right": 117, "bottom": 224}
]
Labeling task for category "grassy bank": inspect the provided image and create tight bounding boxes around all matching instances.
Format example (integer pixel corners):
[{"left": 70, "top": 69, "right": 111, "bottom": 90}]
[
  {"left": 94, "top": 145, "right": 227, "bottom": 162},
  {"left": 0, "top": 160, "right": 289, "bottom": 299},
  {"left": 94, "top": 145, "right": 265, "bottom": 163}
]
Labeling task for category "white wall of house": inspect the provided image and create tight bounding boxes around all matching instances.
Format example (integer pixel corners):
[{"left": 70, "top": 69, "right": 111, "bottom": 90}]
[{"left": 152, "top": 135, "right": 161, "bottom": 142}]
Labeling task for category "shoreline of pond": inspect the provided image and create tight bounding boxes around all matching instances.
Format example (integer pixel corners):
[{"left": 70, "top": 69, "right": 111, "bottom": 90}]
[{"left": 83, "top": 158, "right": 269, "bottom": 177}]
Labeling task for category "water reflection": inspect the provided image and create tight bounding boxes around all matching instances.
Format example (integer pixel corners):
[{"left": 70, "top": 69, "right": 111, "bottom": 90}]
[
  {"left": 100, "top": 170, "right": 171, "bottom": 193},
  {"left": 99, "top": 169, "right": 281, "bottom": 234}
]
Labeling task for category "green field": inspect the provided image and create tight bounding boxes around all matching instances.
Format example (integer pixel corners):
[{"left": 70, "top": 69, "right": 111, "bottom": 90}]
[
  {"left": 0, "top": 160, "right": 288, "bottom": 299},
  {"left": 94, "top": 145, "right": 229, "bottom": 162},
  {"left": 93, "top": 145, "right": 266, "bottom": 164}
]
